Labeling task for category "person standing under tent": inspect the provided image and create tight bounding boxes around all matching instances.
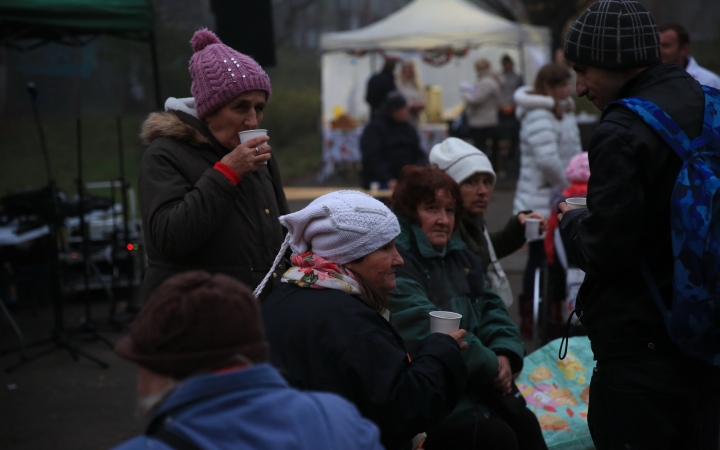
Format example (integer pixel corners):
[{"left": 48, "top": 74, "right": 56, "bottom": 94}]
[
  {"left": 360, "top": 92, "right": 427, "bottom": 190},
  {"left": 396, "top": 60, "right": 426, "bottom": 128},
  {"left": 366, "top": 56, "right": 399, "bottom": 118},
  {"left": 461, "top": 59, "right": 501, "bottom": 159}
]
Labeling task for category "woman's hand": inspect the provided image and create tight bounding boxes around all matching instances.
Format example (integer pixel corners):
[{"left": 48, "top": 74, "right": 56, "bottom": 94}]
[
  {"left": 219, "top": 136, "right": 272, "bottom": 177},
  {"left": 493, "top": 355, "right": 513, "bottom": 395},
  {"left": 518, "top": 212, "right": 548, "bottom": 234},
  {"left": 448, "top": 329, "right": 468, "bottom": 350}
]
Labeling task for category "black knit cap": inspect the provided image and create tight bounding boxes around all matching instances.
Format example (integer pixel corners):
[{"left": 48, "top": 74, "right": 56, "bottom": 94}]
[{"left": 565, "top": 0, "right": 661, "bottom": 70}]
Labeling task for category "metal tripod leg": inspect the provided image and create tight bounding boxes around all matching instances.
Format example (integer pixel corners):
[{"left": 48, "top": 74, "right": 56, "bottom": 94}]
[{"left": 0, "top": 296, "right": 26, "bottom": 359}]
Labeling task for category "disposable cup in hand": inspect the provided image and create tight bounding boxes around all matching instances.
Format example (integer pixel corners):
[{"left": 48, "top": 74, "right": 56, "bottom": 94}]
[
  {"left": 238, "top": 129, "right": 268, "bottom": 165},
  {"left": 429, "top": 311, "right": 462, "bottom": 334},
  {"left": 525, "top": 217, "right": 541, "bottom": 241},
  {"left": 566, "top": 197, "right": 587, "bottom": 210}
]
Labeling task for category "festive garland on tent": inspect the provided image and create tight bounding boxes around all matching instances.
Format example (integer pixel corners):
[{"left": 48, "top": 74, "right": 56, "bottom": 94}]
[
  {"left": 422, "top": 46, "right": 470, "bottom": 66},
  {"left": 422, "top": 48, "right": 452, "bottom": 66},
  {"left": 346, "top": 49, "right": 369, "bottom": 57}
]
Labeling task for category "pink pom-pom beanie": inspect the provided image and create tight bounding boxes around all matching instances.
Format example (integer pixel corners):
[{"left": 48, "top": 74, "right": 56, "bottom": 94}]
[
  {"left": 565, "top": 152, "right": 590, "bottom": 183},
  {"left": 189, "top": 28, "right": 272, "bottom": 120}
]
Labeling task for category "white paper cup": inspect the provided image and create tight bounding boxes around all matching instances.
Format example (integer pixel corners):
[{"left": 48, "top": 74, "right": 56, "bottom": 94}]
[
  {"left": 370, "top": 181, "right": 380, "bottom": 196},
  {"left": 525, "top": 217, "right": 541, "bottom": 241},
  {"left": 429, "top": 311, "right": 462, "bottom": 334},
  {"left": 238, "top": 129, "right": 268, "bottom": 165},
  {"left": 566, "top": 197, "right": 587, "bottom": 210}
]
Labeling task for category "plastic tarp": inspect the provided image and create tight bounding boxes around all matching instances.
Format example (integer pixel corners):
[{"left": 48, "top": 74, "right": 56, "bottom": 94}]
[
  {"left": 0, "top": 0, "right": 154, "bottom": 33},
  {"left": 516, "top": 337, "right": 595, "bottom": 450},
  {"left": 320, "top": 0, "right": 551, "bottom": 122}
]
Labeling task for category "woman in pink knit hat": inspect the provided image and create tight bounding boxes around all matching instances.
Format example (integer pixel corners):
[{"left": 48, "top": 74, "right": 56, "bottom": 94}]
[{"left": 137, "top": 28, "right": 289, "bottom": 303}]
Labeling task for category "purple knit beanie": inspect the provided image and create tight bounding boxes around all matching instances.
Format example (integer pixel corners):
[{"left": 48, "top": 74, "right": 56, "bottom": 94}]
[{"left": 189, "top": 28, "right": 272, "bottom": 120}]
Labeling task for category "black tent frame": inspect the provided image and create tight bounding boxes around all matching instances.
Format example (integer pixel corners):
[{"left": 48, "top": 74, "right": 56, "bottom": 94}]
[{"left": 0, "top": 22, "right": 162, "bottom": 109}]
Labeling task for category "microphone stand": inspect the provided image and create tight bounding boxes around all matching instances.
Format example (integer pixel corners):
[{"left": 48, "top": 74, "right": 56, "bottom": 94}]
[
  {"left": 108, "top": 116, "right": 138, "bottom": 327},
  {"left": 75, "top": 118, "right": 113, "bottom": 350},
  {"left": 5, "top": 84, "right": 108, "bottom": 372}
]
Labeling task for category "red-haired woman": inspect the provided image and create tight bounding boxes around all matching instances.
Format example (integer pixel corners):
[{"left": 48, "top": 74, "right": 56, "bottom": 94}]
[{"left": 389, "top": 166, "right": 547, "bottom": 450}]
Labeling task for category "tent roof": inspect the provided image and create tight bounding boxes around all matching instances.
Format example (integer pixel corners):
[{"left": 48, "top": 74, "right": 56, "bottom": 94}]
[
  {"left": 321, "top": 0, "right": 548, "bottom": 51},
  {"left": 0, "top": 0, "right": 154, "bottom": 44}
]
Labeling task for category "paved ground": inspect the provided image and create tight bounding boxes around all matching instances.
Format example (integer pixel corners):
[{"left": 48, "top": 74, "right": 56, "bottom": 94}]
[{"left": 0, "top": 185, "right": 532, "bottom": 450}]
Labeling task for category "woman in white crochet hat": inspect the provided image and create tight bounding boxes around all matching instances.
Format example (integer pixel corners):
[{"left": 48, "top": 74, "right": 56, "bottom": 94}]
[
  {"left": 429, "top": 138, "right": 545, "bottom": 312},
  {"left": 259, "top": 191, "right": 468, "bottom": 450}
]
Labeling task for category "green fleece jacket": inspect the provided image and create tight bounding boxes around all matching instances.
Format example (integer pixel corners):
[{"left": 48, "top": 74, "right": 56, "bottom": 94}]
[{"left": 389, "top": 215, "right": 524, "bottom": 397}]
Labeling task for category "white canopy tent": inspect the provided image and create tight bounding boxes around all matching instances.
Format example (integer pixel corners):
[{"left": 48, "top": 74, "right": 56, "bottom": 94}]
[{"left": 320, "top": 0, "right": 552, "bottom": 122}]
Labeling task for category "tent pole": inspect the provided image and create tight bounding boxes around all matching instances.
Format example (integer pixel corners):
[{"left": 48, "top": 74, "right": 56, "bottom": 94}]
[
  {"left": 518, "top": 44, "right": 526, "bottom": 82},
  {"left": 149, "top": 31, "right": 162, "bottom": 110}
]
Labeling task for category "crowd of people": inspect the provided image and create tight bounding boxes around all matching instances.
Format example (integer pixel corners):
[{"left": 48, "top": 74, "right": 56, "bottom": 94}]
[{"left": 112, "top": 0, "right": 720, "bottom": 448}]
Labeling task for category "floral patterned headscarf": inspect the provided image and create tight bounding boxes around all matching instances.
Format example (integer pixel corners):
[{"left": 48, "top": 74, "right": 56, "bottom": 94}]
[{"left": 282, "top": 252, "right": 361, "bottom": 295}]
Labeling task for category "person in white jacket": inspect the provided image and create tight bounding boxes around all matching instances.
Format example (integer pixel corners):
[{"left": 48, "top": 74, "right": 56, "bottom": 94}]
[
  {"left": 461, "top": 59, "right": 501, "bottom": 160},
  {"left": 512, "top": 62, "right": 582, "bottom": 338}
]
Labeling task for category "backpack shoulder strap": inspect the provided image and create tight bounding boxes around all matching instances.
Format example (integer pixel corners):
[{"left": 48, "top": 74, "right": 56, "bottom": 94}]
[
  {"left": 701, "top": 86, "right": 720, "bottom": 132},
  {"left": 613, "top": 97, "right": 692, "bottom": 160}
]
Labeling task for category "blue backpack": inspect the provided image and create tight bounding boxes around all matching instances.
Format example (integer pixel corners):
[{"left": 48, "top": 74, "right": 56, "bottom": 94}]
[{"left": 615, "top": 86, "right": 720, "bottom": 366}]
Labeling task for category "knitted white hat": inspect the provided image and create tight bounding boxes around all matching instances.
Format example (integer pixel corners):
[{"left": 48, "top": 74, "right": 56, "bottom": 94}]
[
  {"left": 253, "top": 191, "right": 400, "bottom": 298},
  {"left": 429, "top": 137, "right": 496, "bottom": 186}
]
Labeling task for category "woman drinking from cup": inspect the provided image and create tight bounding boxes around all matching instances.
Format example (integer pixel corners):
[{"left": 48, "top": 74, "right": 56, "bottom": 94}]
[
  {"left": 138, "top": 29, "right": 288, "bottom": 302},
  {"left": 389, "top": 166, "right": 547, "bottom": 450},
  {"left": 260, "top": 191, "right": 468, "bottom": 450}
]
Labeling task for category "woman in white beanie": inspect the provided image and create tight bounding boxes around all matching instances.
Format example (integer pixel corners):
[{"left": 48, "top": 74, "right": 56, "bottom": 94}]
[
  {"left": 260, "top": 191, "right": 468, "bottom": 450},
  {"left": 429, "top": 137, "right": 545, "bottom": 310}
]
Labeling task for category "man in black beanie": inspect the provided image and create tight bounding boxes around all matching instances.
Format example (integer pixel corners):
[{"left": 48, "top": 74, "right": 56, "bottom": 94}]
[{"left": 557, "top": 1, "right": 720, "bottom": 448}]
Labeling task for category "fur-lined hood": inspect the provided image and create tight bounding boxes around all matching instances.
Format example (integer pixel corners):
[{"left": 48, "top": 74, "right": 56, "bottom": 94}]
[
  {"left": 513, "top": 86, "right": 576, "bottom": 121},
  {"left": 140, "top": 97, "right": 210, "bottom": 147},
  {"left": 514, "top": 86, "right": 554, "bottom": 120}
]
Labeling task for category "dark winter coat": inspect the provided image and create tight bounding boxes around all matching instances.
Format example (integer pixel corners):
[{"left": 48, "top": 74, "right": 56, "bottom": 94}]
[
  {"left": 458, "top": 212, "right": 527, "bottom": 269},
  {"left": 360, "top": 115, "right": 426, "bottom": 188},
  {"left": 366, "top": 69, "right": 397, "bottom": 115},
  {"left": 390, "top": 216, "right": 524, "bottom": 392},
  {"left": 138, "top": 110, "right": 289, "bottom": 302},
  {"left": 262, "top": 283, "right": 467, "bottom": 450},
  {"left": 560, "top": 64, "right": 704, "bottom": 360}
]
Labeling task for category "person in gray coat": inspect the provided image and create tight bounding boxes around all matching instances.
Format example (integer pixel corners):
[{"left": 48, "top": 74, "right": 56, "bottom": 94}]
[
  {"left": 137, "top": 28, "right": 289, "bottom": 302},
  {"left": 461, "top": 59, "right": 501, "bottom": 159}
]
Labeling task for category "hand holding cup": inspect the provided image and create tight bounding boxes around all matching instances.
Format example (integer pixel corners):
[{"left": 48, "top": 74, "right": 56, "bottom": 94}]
[{"left": 219, "top": 135, "right": 271, "bottom": 177}]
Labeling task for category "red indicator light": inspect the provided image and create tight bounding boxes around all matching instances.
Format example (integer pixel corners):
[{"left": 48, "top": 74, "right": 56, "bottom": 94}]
[{"left": 126, "top": 244, "right": 133, "bottom": 251}]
